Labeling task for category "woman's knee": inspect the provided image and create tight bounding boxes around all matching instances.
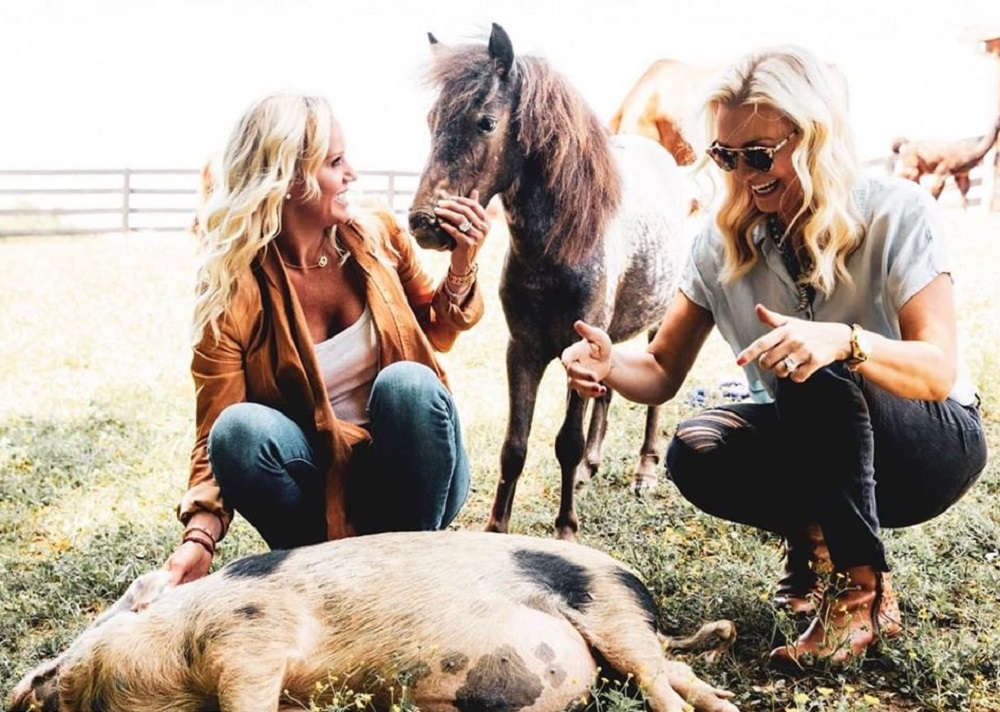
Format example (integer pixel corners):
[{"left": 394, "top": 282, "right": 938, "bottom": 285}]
[
  {"left": 666, "top": 408, "right": 755, "bottom": 500},
  {"left": 665, "top": 430, "right": 704, "bottom": 494},
  {"left": 369, "top": 362, "right": 450, "bottom": 420},
  {"left": 209, "top": 403, "right": 273, "bottom": 460},
  {"left": 208, "top": 403, "right": 309, "bottom": 486}
]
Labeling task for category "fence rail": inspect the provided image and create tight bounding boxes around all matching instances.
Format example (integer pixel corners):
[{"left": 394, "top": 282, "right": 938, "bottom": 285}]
[
  {"left": 0, "top": 168, "right": 421, "bottom": 237},
  {"left": 1, "top": 155, "right": 993, "bottom": 238}
]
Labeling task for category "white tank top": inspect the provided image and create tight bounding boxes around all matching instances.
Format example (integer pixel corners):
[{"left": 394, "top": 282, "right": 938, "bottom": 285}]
[{"left": 314, "top": 305, "right": 378, "bottom": 425}]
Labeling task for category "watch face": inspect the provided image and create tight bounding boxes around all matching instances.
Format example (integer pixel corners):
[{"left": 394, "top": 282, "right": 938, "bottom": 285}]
[
  {"left": 853, "top": 326, "right": 873, "bottom": 361},
  {"left": 859, "top": 331, "right": 874, "bottom": 356}
]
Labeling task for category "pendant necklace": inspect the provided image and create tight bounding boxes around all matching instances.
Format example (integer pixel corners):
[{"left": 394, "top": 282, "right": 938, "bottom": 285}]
[{"left": 767, "top": 214, "right": 813, "bottom": 313}]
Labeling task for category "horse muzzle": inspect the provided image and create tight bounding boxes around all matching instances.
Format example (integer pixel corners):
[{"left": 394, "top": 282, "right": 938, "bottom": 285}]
[{"left": 408, "top": 210, "right": 455, "bottom": 251}]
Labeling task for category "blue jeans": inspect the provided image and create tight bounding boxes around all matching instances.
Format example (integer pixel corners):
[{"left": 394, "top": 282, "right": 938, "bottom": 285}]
[
  {"left": 208, "top": 362, "right": 470, "bottom": 549},
  {"left": 666, "top": 363, "right": 987, "bottom": 571}
]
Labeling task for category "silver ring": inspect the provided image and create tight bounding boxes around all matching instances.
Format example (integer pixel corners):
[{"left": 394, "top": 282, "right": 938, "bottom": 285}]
[
  {"left": 457, "top": 219, "right": 472, "bottom": 233},
  {"left": 781, "top": 356, "right": 798, "bottom": 372}
]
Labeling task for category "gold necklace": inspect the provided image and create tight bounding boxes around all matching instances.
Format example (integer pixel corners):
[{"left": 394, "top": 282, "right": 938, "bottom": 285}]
[
  {"left": 281, "top": 253, "right": 329, "bottom": 270},
  {"left": 277, "top": 239, "right": 330, "bottom": 270}
]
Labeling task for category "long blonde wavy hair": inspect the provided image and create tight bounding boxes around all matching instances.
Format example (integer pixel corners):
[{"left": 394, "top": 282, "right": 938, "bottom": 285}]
[
  {"left": 192, "top": 94, "right": 335, "bottom": 343},
  {"left": 704, "top": 46, "right": 863, "bottom": 296}
]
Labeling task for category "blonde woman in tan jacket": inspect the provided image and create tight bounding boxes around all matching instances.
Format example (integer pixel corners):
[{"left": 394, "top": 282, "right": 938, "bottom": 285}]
[{"left": 166, "top": 94, "right": 491, "bottom": 585}]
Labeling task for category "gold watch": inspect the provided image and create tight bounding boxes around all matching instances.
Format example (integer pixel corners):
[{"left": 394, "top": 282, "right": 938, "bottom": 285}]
[{"left": 846, "top": 323, "right": 873, "bottom": 371}]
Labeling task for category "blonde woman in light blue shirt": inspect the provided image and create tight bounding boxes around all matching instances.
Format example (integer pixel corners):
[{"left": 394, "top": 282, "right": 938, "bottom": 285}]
[{"left": 562, "top": 45, "right": 986, "bottom": 666}]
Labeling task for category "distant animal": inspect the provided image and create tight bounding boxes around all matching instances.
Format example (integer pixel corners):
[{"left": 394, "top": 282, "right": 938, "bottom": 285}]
[
  {"left": 190, "top": 155, "right": 217, "bottom": 241},
  {"left": 407, "top": 24, "right": 686, "bottom": 539},
  {"left": 9, "top": 531, "right": 739, "bottom": 712},
  {"left": 891, "top": 113, "right": 1000, "bottom": 209},
  {"left": 609, "top": 59, "right": 720, "bottom": 168}
]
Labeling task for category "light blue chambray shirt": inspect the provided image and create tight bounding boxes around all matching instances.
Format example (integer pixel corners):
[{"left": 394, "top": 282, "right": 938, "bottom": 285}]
[{"left": 680, "top": 173, "right": 977, "bottom": 406}]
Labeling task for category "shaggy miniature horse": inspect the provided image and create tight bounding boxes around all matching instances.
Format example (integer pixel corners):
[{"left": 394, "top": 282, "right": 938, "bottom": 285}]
[{"left": 408, "top": 24, "right": 686, "bottom": 539}]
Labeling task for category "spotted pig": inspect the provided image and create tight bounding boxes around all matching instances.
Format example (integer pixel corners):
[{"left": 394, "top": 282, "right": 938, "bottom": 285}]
[{"left": 9, "top": 530, "right": 737, "bottom": 712}]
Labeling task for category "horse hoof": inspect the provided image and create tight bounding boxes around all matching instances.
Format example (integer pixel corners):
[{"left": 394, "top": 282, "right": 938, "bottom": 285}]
[
  {"left": 556, "top": 527, "right": 579, "bottom": 543},
  {"left": 632, "top": 474, "right": 658, "bottom": 497}
]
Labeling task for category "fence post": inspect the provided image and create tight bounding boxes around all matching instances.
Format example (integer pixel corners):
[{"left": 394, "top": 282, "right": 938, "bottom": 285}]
[
  {"left": 121, "top": 168, "right": 131, "bottom": 232},
  {"left": 387, "top": 172, "right": 397, "bottom": 213}
]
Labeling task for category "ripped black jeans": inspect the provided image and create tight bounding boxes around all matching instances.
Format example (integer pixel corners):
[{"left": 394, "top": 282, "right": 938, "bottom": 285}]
[{"left": 666, "top": 363, "right": 987, "bottom": 571}]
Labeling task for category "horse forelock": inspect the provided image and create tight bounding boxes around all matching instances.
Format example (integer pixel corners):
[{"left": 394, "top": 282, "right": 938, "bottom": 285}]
[
  {"left": 426, "top": 44, "right": 508, "bottom": 130},
  {"left": 426, "top": 44, "right": 621, "bottom": 266}
]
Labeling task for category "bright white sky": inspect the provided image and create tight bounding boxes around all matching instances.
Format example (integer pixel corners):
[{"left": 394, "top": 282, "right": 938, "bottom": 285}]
[{"left": 1, "top": 0, "right": 998, "bottom": 171}]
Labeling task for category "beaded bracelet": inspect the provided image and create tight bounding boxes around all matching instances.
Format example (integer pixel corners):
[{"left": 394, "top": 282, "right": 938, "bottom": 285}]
[{"left": 447, "top": 263, "right": 478, "bottom": 287}]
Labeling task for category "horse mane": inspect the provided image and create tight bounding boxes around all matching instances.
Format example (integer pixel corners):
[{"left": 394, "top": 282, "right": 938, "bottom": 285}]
[{"left": 428, "top": 44, "right": 621, "bottom": 264}]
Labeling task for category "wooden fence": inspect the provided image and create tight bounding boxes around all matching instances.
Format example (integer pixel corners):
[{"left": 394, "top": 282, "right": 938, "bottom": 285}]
[
  {"left": 0, "top": 168, "right": 421, "bottom": 237},
  {"left": 0, "top": 156, "right": 993, "bottom": 238}
]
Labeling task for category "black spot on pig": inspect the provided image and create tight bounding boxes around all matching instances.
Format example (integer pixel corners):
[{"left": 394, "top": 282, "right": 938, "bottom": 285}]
[
  {"left": 533, "top": 643, "right": 567, "bottom": 687},
  {"left": 612, "top": 568, "right": 659, "bottom": 632},
  {"left": 512, "top": 550, "right": 592, "bottom": 612},
  {"left": 222, "top": 549, "right": 292, "bottom": 579},
  {"left": 441, "top": 651, "right": 470, "bottom": 675},
  {"left": 535, "top": 642, "right": 555, "bottom": 663},
  {"left": 235, "top": 604, "right": 263, "bottom": 619},
  {"left": 454, "top": 645, "right": 544, "bottom": 712}
]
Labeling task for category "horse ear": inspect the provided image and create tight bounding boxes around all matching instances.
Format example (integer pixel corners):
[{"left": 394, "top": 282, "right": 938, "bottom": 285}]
[
  {"left": 488, "top": 22, "right": 515, "bottom": 80},
  {"left": 427, "top": 31, "right": 442, "bottom": 55}
]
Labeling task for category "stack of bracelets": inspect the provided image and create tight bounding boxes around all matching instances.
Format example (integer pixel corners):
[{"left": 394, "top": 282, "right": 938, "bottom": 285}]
[
  {"left": 444, "top": 263, "right": 478, "bottom": 300},
  {"left": 183, "top": 524, "right": 217, "bottom": 556}
]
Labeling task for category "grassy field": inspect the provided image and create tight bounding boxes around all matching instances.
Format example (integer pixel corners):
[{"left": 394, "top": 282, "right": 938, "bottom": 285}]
[{"left": 1, "top": 207, "right": 998, "bottom": 711}]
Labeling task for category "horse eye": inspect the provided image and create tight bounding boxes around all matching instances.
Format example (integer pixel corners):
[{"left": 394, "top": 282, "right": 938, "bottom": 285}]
[{"left": 477, "top": 116, "right": 498, "bottom": 134}]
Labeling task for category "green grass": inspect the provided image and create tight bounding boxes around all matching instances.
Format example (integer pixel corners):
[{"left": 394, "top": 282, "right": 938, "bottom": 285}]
[{"left": 1, "top": 209, "right": 998, "bottom": 711}]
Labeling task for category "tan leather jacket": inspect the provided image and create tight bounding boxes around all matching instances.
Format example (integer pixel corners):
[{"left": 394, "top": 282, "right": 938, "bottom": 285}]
[{"left": 177, "top": 210, "right": 484, "bottom": 541}]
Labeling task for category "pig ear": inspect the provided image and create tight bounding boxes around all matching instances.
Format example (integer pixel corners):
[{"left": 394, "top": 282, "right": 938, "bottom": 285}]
[{"left": 488, "top": 23, "right": 514, "bottom": 80}]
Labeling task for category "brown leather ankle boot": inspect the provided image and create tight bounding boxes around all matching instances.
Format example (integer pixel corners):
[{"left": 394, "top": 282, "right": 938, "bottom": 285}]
[
  {"left": 772, "top": 524, "right": 831, "bottom": 617},
  {"left": 770, "top": 565, "right": 902, "bottom": 666}
]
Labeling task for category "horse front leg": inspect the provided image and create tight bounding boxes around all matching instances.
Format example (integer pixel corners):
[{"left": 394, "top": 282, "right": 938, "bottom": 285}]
[
  {"left": 574, "top": 389, "right": 612, "bottom": 491},
  {"left": 486, "top": 341, "right": 547, "bottom": 534},
  {"left": 553, "top": 390, "right": 588, "bottom": 541},
  {"left": 634, "top": 404, "right": 663, "bottom": 496}
]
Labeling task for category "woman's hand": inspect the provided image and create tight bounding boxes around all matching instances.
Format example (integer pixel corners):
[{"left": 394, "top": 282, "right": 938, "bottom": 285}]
[
  {"left": 561, "top": 320, "right": 614, "bottom": 398},
  {"left": 736, "top": 304, "right": 851, "bottom": 380},
  {"left": 434, "top": 190, "right": 490, "bottom": 277},
  {"left": 164, "top": 541, "right": 213, "bottom": 586}
]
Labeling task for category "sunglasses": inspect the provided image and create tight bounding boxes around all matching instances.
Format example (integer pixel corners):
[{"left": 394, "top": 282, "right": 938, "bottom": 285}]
[{"left": 706, "top": 132, "right": 797, "bottom": 173}]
